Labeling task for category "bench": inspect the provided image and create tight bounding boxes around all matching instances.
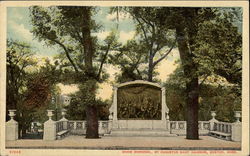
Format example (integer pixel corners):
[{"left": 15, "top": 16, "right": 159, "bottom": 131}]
[
  {"left": 209, "top": 131, "right": 231, "bottom": 141},
  {"left": 56, "top": 130, "right": 69, "bottom": 140}
]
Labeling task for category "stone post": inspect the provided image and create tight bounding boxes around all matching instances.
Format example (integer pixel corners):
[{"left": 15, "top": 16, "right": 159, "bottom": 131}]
[
  {"left": 209, "top": 111, "right": 218, "bottom": 131},
  {"left": 161, "top": 87, "right": 170, "bottom": 130},
  {"left": 161, "top": 87, "right": 167, "bottom": 121},
  {"left": 112, "top": 86, "right": 118, "bottom": 129},
  {"left": 6, "top": 110, "right": 18, "bottom": 141},
  {"left": 231, "top": 111, "right": 241, "bottom": 142},
  {"left": 43, "top": 110, "right": 56, "bottom": 140},
  {"left": 113, "top": 87, "right": 118, "bottom": 120},
  {"left": 98, "top": 121, "right": 105, "bottom": 135},
  {"left": 108, "top": 112, "right": 113, "bottom": 133},
  {"left": 59, "top": 109, "right": 68, "bottom": 130}
]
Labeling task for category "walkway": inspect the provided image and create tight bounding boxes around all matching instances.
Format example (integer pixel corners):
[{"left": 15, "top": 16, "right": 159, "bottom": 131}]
[{"left": 6, "top": 135, "right": 241, "bottom": 150}]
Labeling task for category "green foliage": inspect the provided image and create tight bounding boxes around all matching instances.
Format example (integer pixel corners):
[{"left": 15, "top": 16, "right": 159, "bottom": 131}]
[
  {"left": 30, "top": 6, "right": 114, "bottom": 83},
  {"left": 64, "top": 94, "right": 86, "bottom": 120},
  {"left": 6, "top": 39, "right": 63, "bottom": 137},
  {"left": 193, "top": 14, "right": 242, "bottom": 85},
  {"left": 164, "top": 66, "right": 186, "bottom": 120},
  {"left": 24, "top": 60, "right": 61, "bottom": 109},
  {"left": 165, "top": 65, "right": 241, "bottom": 122},
  {"left": 6, "top": 39, "right": 36, "bottom": 111},
  {"left": 109, "top": 39, "right": 148, "bottom": 83},
  {"left": 64, "top": 87, "right": 110, "bottom": 120}
]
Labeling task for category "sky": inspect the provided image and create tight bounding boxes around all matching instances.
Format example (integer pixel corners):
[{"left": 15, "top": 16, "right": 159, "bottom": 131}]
[{"left": 7, "top": 6, "right": 179, "bottom": 100}]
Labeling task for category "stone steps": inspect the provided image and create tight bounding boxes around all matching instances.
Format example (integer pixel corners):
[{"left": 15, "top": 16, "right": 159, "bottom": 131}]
[{"left": 108, "top": 129, "right": 177, "bottom": 137}]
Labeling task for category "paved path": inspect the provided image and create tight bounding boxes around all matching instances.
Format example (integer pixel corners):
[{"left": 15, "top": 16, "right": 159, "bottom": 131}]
[{"left": 6, "top": 135, "right": 241, "bottom": 150}]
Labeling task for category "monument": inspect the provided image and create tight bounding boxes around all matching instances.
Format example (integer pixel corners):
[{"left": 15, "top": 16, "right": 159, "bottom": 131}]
[{"left": 108, "top": 80, "right": 171, "bottom": 136}]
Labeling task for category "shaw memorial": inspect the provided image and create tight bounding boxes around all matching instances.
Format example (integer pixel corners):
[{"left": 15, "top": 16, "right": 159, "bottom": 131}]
[{"left": 108, "top": 80, "right": 172, "bottom": 136}]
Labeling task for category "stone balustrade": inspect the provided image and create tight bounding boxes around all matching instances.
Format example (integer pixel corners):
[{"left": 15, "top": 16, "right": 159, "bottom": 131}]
[
  {"left": 56, "top": 121, "right": 64, "bottom": 133},
  {"left": 6, "top": 109, "right": 241, "bottom": 142},
  {"left": 213, "top": 122, "right": 232, "bottom": 134},
  {"left": 68, "top": 120, "right": 86, "bottom": 135},
  {"left": 68, "top": 120, "right": 109, "bottom": 135},
  {"left": 99, "top": 121, "right": 109, "bottom": 135},
  {"left": 209, "top": 121, "right": 233, "bottom": 141},
  {"left": 170, "top": 121, "right": 210, "bottom": 135}
]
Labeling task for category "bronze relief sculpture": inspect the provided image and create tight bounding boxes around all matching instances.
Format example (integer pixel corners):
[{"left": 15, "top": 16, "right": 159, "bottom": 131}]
[{"left": 117, "top": 84, "right": 161, "bottom": 120}]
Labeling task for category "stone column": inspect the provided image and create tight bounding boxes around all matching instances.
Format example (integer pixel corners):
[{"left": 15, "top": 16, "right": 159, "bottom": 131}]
[
  {"left": 209, "top": 111, "right": 218, "bottom": 131},
  {"left": 6, "top": 110, "right": 18, "bottom": 141},
  {"left": 43, "top": 110, "right": 56, "bottom": 140},
  {"left": 59, "top": 109, "right": 68, "bottom": 130},
  {"left": 231, "top": 111, "right": 241, "bottom": 142}
]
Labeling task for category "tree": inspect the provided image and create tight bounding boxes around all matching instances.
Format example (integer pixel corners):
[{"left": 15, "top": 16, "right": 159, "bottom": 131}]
[
  {"left": 112, "top": 7, "right": 176, "bottom": 82},
  {"left": 6, "top": 40, "right": 36, "bottom": 112},
  {"left": 30, "top": 6, "right": 117, "bottom": 138},
  {"left": 109, "top": 39, "right": 147, "bottom": 83},
  {"left": 65, "top": 91, "right": 110, "bottom": 121},
  {"left": 6, "top": 39, "right": 61, "bottom": 137},
  {"left": 6, "top": 39, "right": 37, "bottom": 138},
  {"left": 19, "top": 59, "right": 61, "bottom": 137},
  {"left": 158, "top": 7, "right": 242, "bottom": 139}
]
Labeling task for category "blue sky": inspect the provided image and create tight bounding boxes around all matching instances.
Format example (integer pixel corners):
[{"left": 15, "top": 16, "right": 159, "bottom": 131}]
[{"left": 7, "top": 7, "right": 58, "bottom": 56}]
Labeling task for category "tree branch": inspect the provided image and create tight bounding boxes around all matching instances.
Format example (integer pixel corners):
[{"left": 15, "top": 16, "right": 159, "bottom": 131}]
[
  {"left": 134, "top": 17, "right": 150, "bottom": 47},
  {"left": 199, "top": 74, "right": 209, "bottom": 86},
  {"left": 52, "top": 39, "right": 79, "bottom": 72},
  {"left": 153, "top": 40, "right": 176, "bottom": 67},
  {"left": 139, "top": 15, "right": 154, "bottom": 34},
  {"left": 136, "top": 67, "right": 142, "bottom": 78},
  {"left": 97, "top": 44, "right": 111, "bottom": 79}
]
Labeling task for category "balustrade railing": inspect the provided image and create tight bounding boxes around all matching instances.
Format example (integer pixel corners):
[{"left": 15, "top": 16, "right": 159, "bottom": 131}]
[
  {"left": 170, "top": 121, "right": 210, "bottom": 131},
  {"left": 42, "top": 109, "right": 241, "bottom": 142},
  {"left": 170, "top": 121, "right": 186, "bottom": 130},
  {"left": 170, "top": 121, "right": 211, "bottom": 135},
  {"left": 68, "top": 120, "right": 86, "bottom": 130},
  {"left": 67, "top": 120, "right": 109, "bottom": 135},
  {"left": 199, "top": 121, "right": 210, "bottom": 130},
  {"left": 213, "top": 122, "right": 232, "bottom": 134},
  {"left": 56, "top": 121, "right": 64, "bottom": 133},
  {"left": 98, "top": 121, "right": 109, "bottom": 134}
]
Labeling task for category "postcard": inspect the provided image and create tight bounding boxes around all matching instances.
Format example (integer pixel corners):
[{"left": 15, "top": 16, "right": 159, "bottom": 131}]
[{"left": 0, "top": 1, "right": 249, "bottom": 156}]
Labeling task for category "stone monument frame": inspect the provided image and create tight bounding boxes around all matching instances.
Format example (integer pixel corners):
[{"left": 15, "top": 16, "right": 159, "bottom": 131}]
[{"left": 109, "top": 80, "right": 170, "bottom": 131}]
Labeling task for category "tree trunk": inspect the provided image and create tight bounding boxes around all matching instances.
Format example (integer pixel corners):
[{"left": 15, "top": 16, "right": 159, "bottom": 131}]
[
  {"left": 148, "top": 67, "right": 153, "bottom": 82},
  {"left": 85, "top": 105, "right": 99, "bottom": 138},
  {"left": 82, "top": 7, "right": 94, "bottom": 75},
  {"left": 176, "top": 26, "right": 199, "bottom": 140},
  {"left": 186, "top": 77, "right": 199, "bottom": 139},
  {"left": 81, "top": 7, "right": 99, "bottom": 138},
  {"left": 148, "top": 55, "right": 154, "bottom": 82}
]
